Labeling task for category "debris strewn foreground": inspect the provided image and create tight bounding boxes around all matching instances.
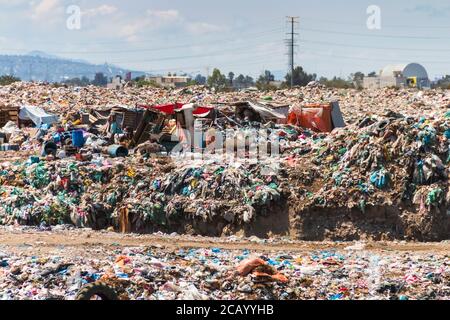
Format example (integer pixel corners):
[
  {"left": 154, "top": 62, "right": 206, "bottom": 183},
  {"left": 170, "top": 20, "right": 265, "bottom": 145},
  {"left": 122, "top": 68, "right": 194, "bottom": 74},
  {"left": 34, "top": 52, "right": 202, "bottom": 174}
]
[
  {"left": 0, "top": 82, "right": 449, "bottom": 240},
  {"left": 0, "top": 227, "right": 448, "bottom": 300}
]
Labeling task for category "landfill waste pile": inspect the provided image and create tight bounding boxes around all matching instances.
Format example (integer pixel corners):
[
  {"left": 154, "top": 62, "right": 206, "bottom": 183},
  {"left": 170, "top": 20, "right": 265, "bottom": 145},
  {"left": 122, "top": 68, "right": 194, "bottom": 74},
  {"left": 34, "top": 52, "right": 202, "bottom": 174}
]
[
  {"left": 0, "top": 82, "right": 448, "bottom": 240},
  {"left": 285, "top": 112, "right": 450, "bottom": 240},
  {"left": 0, "top": 152, "right": 286, "bottom": 234},
  {"left": 0, "top": 82, "right": 448, "bottom": 123},
  {"left": 0, "top": 227, "right": 448, "bottom": 300}
]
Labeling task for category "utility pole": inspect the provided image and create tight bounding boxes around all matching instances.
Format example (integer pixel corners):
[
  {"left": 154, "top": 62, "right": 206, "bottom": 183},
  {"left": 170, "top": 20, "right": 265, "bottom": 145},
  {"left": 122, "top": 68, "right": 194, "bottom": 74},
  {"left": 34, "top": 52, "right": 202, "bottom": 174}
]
[{"left": 285, "top": 16, "right": 299, "bottom": 88}]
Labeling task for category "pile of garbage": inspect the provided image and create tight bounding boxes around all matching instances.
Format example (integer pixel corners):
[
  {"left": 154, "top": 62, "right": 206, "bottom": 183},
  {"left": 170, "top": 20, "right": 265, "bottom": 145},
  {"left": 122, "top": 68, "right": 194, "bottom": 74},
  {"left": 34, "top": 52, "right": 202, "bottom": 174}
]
[
  {"left": 0, "top": 229, "right": 448, "bottom": 300},
  {"left": 0, "top": 82, "right": 449, "bottom": 240},
  {"left": 292, "top": 113, "right": 450, "bottom": 209},
  {"left": 0, "top": 153, "right": 286, "bottom": 232}
]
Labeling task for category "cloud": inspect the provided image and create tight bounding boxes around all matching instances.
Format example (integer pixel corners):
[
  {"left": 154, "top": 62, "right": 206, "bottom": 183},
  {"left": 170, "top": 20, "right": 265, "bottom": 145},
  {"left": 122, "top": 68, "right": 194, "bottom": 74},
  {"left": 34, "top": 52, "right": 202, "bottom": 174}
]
[
  {"left": 83, "top": 5, "right": 118, "bottom": 18},
  {"left": 146, "top": 9, "right": 180, "bottom": 22},
  {"left": 406, "top": 4, "right": 450, "bottom": 17},
  {"left": 0, "top": 0, "right": 28, "bottom": 6},
  {"left": 118, "top": 9, "right": 223, "bottom": 41},
  {"left": 186, "top": 22, "right": 224, "bottom": 35},
  {"left": 30, "top": 0, "right": 63, "bottom": 22},
  {"left": 119, "top": 9, "right": 182, "bottom": 41}
]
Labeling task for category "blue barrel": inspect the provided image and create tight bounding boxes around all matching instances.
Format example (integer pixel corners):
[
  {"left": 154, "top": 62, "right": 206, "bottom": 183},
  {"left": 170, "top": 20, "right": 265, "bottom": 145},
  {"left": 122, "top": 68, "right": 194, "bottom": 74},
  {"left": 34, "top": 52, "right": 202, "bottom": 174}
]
[
  {"left": 107, "top": 145, "right": 129, "bottom": 157},
  {"left": 72, "top": 130, "right": 85, "bottom": 148}
]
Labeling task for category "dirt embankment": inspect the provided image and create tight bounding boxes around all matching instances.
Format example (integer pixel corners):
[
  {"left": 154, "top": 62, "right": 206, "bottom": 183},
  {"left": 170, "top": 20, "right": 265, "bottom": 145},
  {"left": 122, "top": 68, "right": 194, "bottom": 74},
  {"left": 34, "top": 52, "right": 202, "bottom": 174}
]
[{"left": 120, "top": 198, "right": 450, "bottom": 241}]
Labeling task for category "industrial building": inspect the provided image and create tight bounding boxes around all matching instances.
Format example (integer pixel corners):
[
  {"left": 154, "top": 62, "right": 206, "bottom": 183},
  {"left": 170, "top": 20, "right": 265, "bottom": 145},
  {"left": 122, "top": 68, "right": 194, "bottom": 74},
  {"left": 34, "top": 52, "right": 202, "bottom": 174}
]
[
  {"left": 146, "top": 74, "right": 191, "bottom": 88},
  {"left": 363, "top": 63, "right": 430, "bottom": 89}
]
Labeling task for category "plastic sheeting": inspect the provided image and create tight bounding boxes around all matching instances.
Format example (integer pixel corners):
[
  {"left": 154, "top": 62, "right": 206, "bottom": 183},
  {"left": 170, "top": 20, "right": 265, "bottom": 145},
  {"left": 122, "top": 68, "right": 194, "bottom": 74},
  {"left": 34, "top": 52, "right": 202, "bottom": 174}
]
[{"left": 19, "top": 105, "right": 59, "bottom": 127}]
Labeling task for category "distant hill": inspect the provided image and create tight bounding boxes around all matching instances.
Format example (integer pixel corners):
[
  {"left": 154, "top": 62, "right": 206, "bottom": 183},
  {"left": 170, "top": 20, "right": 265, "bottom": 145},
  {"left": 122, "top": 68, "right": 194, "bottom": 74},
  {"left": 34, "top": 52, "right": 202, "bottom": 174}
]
[{"left": 0, "top": 53, "right": 146, "bottom": 83}]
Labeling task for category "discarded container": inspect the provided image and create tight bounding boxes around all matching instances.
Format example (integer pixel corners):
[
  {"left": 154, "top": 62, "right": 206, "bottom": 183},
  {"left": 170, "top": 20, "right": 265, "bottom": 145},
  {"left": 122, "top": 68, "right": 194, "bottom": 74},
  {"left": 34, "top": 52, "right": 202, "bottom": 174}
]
[
  {"left": 29, "top": 156, "right": 40, "bottom": 164},
  {"left": 40, "top": 141, "right": 57, "bottom": 156},
  {"left": 72, "top": 130, "right": 85, "bottom": 148},
  {"left": 107, "top": 145, "right": 129, "bottom": 157},
  {"left": 0, "top": 144, "right": 20, "bottom": 151}
]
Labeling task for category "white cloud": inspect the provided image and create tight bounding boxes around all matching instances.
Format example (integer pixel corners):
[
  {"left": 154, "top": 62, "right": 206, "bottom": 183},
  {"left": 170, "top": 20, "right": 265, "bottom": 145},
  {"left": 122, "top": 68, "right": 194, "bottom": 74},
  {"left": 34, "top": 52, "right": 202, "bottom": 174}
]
[
  {"left": 118, "top": 9, "right": 223, "bottom": 41},
  {"left": 146, "top": 9, "right": 180, "bottom": 22},
  {"left": 30, "top": 0, "right": 63, "bottom": 22},
  {"left": 0, "top": 0, "right": 28, "bottom": 6},
  {"left": 186, "top": 22, "right": 224, "bottom": 35},
  {"left": 119, "top": 9, "right": 182, "bottom": 41},
  {"left": 83, "top": 5, "right": 118, "bottom": 18}
]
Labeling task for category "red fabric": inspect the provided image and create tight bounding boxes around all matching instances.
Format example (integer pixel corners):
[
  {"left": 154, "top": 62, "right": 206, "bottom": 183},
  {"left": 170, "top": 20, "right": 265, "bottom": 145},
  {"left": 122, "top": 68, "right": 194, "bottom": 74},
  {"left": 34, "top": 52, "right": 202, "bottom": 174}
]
[
  {"left": 141, "top": 103, "right": 213, "bottom": 115},
  {"left": 148, "top": 103, "right": 183, "bottom": 115},
  {"left": 193, "top": 107, "right": 213, "bottom": 115}
]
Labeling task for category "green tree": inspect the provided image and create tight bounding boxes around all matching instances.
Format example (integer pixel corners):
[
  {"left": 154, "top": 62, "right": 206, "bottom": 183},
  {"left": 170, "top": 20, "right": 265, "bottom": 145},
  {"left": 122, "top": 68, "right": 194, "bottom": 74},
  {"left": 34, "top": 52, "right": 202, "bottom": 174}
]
[
  {"left": 63, "top": 76, "right": 91, "bottom": 87},
  {"left": 194, "top": 74, "right": 206, "bottom": 85},
  {"left": 351, "top": 71, "right": 365, "bottom": 89},
  {"left": 434, "top": 75, "right": 450, "bottom": 89},
  {"left": 0, "top": 75, "right": 20, "bottom": 86},
  {"left": 368, "top": 71, "right": 377, "bottom": 77},
  {"left": 319, "top": 76, "right": 353, "bottom": 89},
  {"left": 133, "top": 76, "right": 161, "bottom": 88},
  {"left": 244, "top": 75, "right": 254, "bottom": 87},
  {"left": 234, "top": 74, "right": 245, "bottom": 89},
  {"left": 207, "top": 68, "right": 227, "bottom": 91},
  {"left": 256, "top": 70, "right": 276, "bottom": 90},
  {"left": 284, "top": 66, "right": 316, "bottom": 87},
  {"left": 228, "top": 72, "right": 235, "bottom": 86}
]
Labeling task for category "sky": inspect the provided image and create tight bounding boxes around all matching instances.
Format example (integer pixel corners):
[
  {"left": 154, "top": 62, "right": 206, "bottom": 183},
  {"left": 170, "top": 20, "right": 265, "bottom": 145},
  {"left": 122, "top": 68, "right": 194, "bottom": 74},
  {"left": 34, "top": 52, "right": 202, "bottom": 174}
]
[{"left": 0, "top": 0, "right": 449, "bottom": 80}]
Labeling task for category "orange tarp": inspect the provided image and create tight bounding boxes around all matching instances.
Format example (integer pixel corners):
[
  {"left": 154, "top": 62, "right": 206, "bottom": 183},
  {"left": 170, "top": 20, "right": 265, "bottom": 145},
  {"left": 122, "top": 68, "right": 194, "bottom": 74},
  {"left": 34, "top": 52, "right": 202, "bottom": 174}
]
[{"left": 287, "top": 103, "right": 333, "bottom": 132}]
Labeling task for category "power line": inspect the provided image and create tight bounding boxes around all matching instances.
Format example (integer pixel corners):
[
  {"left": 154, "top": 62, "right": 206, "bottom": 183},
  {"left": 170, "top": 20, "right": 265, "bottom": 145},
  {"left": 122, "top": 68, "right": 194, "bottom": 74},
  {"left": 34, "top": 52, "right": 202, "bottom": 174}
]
[
  {"left": 301, "top": 26, "right": 450, "bottom": 40},
  {"left": 124, "top": 50, "right": 286, "bottom": 73},
  {"left": 0, "top": 28, "right": 284, "bottom": 56},
  {"left": 301, "top": 51, "right": 450, "bottom": 64},
  {"left": 106, "top": 42, "right": 285, "bottom": 65},
  {"left": 300, "top": 16, "right": 450, "bottom": 30},
  {"left": 300, "top": 38, "right": 450, "bottom": 53},
  {"left": 142, "top": 56, "right": 285, "bottom": 75},
  {"left": 8, "top": 19, "right": 285, "bottom": 47}
]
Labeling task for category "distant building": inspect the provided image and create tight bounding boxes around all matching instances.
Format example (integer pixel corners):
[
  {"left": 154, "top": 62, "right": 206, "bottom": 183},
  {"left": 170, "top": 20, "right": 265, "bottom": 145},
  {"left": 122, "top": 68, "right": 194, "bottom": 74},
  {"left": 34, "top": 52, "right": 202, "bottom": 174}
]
[
  {"left": 107, "top": 75, "right": 125, "bottom": 90},
  {"left": 269, "top": 81, "right": 283, "bottom": 89},
  {"left": 146, "top": 74, "right": 191, "bottom": 88},
  {"left": 363, "top": 63, "right": 430, "bottom": 89}
]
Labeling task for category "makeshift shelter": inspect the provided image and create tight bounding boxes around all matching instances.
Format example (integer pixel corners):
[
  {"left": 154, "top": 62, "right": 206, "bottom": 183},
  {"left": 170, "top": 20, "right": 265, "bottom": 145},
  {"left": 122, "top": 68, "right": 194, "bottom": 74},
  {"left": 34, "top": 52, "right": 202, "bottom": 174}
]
[
  {"left": 234, "top": 101, "right": 286, "bottom": 124},
  {"left": 87, "top": 105, "right": 144, "bottom": 131},
  {"left": 19, "top": 105, "right": 58, "bottom": 127},
  {"left": 130, "top": 103, "right": 214, "bottom": 148}
]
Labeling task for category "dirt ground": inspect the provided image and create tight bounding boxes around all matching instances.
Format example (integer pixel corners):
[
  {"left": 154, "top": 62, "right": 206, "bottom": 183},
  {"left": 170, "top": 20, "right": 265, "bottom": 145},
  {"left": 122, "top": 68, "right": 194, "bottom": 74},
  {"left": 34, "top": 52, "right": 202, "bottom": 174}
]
[
  {"left": 1, "top": 226, "right": 448, "bottom": 300},
  {"left": 1, "top": 227, "right": 449, "bottom": 255}
]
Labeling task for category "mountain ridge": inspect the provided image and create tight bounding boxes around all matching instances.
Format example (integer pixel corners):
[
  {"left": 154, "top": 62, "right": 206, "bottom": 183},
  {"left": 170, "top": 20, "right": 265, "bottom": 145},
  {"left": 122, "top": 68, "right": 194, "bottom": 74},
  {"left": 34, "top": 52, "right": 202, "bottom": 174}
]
[{"left": 0, "top": 52, "right": 146, "bottom": 82}]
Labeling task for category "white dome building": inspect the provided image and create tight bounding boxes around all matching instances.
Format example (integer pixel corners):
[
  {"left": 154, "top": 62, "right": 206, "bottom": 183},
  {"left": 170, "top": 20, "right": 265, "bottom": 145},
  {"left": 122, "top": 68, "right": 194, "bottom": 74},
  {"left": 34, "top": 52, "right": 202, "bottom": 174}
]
[{"left": 363, "top": 62, "right": 430, "bottom": 89}]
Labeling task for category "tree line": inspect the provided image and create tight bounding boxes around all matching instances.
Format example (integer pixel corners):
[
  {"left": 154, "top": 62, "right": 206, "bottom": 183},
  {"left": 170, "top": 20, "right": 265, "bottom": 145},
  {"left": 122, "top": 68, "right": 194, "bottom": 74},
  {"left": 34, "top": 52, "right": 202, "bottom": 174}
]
[{"left": 1, "top": 70, "right": 450, "bottom": 90}]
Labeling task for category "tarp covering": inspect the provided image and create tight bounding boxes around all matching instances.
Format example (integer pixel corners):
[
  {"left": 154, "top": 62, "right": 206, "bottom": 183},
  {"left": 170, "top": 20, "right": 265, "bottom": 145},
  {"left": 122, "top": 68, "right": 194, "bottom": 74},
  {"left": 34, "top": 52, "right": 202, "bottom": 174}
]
[
  {"left": 143, "top": 103, "right": 213, "bottom": 115},
  {"left": 19, "top": 105, "right": 59, "bottom": 127},
  {"left": 247, "top": 101, "right": 286, "bottom": 120},
  {"left": 287, "top": 102, "right": 345, "bottom": 132}
]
